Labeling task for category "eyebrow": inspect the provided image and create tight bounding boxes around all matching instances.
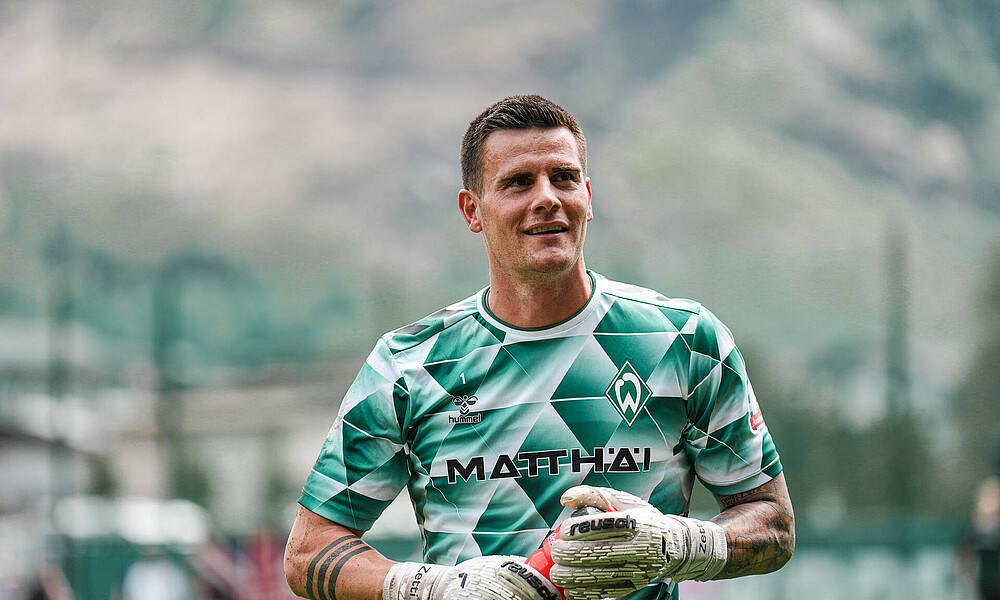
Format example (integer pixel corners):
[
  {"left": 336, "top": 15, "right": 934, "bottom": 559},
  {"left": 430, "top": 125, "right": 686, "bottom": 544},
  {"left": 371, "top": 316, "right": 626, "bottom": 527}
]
[{"left": 495, "top": 164, "right": 582, "bottom": 187}]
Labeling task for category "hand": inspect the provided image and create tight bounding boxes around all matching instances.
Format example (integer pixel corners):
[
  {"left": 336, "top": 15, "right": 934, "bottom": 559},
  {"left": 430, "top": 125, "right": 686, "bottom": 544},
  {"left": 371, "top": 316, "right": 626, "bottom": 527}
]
[
  {"left": 548, "top": 486, "right": 727, "bottom": 600},
  {"left": 383, "top": 556, "right": 560, "bottom": 600}
]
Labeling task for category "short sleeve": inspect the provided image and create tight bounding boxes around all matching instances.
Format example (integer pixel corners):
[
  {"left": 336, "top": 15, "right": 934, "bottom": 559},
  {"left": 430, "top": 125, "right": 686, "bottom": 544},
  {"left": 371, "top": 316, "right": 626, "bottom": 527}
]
[
  {"left": 682, "top": 307, "right": 782, "bottom": 496},
  {"left": 298, "top": 337, "right": 411, "bottom": 530}
]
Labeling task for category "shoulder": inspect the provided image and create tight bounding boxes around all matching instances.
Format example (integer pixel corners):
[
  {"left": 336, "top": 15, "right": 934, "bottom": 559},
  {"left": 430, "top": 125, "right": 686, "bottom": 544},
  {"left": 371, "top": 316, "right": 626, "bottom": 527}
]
[
  {"left": 380, "top": 291, "right": 483, "bottom": 355},
  {"left": 595, "top": 273, "right": 734, "bottom": 341},
  {"left": 597, "top": 273, "right": 703, "bottom": 317}
]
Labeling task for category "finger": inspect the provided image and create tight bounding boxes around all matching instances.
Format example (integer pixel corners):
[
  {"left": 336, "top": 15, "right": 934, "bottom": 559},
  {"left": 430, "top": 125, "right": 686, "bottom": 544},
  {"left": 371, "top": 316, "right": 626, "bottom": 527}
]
[
  {"left": 589, "top": 487, "right": 645, "bottom": 508},
  {"left": 559, "top": 486, "right": 616, "bottom": 511},
  {"left": 550, "top": 541, "right": 635, "bottom": 568},
  {"left": 549, "top": 564, "right": 654, "bottom": 588},
  {"left": 563, "top": 583, "right": 642, "bottom": 600},
  {"left": 495, "top": 560, "right": 560, "bottom": 600}
]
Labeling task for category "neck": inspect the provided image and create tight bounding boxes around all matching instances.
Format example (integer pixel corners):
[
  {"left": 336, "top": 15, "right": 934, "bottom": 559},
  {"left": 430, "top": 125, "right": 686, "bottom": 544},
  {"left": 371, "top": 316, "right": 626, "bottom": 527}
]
[{"left": 486, "top": 263, "right": 592, "bottom": 329}]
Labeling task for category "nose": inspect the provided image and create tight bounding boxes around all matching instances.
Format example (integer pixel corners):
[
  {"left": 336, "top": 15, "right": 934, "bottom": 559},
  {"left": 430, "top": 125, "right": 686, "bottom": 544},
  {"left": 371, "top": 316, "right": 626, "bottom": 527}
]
[{"left": 532, "top": 176, "right": 562, "bottom": 213}]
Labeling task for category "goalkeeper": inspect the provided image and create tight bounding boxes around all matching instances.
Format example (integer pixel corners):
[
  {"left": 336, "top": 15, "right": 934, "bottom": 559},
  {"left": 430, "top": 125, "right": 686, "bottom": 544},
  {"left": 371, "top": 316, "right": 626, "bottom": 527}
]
[{"left": 284, "top": 95, "right": 794, "bottom": 600}]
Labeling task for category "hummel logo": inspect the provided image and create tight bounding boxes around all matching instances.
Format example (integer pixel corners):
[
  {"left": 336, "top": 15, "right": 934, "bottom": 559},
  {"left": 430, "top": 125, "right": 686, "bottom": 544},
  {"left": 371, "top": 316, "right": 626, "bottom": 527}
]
[
  {"left": 452, "top": 395, "right": 477, "bottom": 415},
  {"left": 449, "top": 395, "right": 481, "bottom": 425},
  {"left": 605, "top": 361, "right": 652, "bottom": 426}
]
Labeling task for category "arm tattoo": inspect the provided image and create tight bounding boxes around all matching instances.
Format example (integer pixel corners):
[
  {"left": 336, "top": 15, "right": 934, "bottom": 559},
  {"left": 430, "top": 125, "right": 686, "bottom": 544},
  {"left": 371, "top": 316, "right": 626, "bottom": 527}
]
[
  {"left": 317, "top": 541, "right": 364, "bottom": 600},
  {"left": 327, "top": 546, "right": 376, "bottom": 600},
  {"left": 717, "top": 486, "right": 767, "bottom": 508},
  {"left": 306, "top": 535, "right": 354, "bottom": 599},
  {"left": 305, "top": 535, "right": 375, "bottom": 600},
  {"left": 711, "top": 477, "right": 795, "bottom": 579}
]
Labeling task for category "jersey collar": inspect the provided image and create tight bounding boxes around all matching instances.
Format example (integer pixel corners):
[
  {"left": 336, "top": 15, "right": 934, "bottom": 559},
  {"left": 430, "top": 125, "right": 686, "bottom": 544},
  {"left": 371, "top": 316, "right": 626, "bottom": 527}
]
[{"left": 477, "top": 271, "right": 602, "bottom": 337}]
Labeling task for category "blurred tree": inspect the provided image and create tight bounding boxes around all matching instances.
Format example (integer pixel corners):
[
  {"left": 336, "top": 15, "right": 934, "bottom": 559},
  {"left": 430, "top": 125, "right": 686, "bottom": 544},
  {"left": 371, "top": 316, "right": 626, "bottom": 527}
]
[
  {"left": 956, "top": 246, "right": 1000, "bottom": 489},
  {"left": 175, "top": 454, "right": 212, "bottom": 508},
  {"left": 88, "top": 457, "right": 118, "bottom": 498}
]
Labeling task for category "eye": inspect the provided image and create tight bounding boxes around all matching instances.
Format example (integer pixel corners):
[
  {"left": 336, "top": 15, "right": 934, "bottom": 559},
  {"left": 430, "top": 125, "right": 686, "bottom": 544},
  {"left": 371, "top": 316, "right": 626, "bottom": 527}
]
[
  {"left": 553, "top": 171, "right": 578, "bottom": 183},
  {"left": 507, "top": 176, "right": 531, "bottom": 189}
]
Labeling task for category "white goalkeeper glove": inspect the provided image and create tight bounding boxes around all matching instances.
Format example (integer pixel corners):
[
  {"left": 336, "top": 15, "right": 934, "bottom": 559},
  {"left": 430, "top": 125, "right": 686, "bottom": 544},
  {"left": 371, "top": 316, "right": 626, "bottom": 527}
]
[
  {"left": 383, "top": 556, "right": 560, "bottom": 600},
  {"left": 548, "top": 486, "right": 727, "bottom": 600}
]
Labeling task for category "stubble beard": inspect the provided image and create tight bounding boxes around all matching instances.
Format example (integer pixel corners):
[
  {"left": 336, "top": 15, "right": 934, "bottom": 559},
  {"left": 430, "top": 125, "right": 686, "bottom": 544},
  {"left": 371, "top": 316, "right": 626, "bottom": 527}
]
[{"left": 486, "top": 233, "right": 587, "bottom": 286}]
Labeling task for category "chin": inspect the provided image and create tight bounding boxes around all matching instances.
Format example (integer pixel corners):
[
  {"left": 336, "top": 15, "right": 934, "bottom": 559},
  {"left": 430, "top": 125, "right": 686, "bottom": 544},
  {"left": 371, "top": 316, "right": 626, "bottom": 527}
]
[{"left": 523, "top": 255, "right": 582, "bottom": 278}]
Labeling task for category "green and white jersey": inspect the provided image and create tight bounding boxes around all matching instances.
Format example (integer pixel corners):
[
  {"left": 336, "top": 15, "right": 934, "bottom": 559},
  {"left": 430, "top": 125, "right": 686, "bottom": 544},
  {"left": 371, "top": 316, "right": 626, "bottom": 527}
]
[{"left": 300, "top": 272, "right": 781, "bottom": 600}]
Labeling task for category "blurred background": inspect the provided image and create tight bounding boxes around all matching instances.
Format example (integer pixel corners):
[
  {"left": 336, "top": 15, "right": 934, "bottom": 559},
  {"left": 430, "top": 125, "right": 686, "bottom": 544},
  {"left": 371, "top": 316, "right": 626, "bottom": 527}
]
[{"left": 2, "top": 0, "right": 999, "bottom": 598}]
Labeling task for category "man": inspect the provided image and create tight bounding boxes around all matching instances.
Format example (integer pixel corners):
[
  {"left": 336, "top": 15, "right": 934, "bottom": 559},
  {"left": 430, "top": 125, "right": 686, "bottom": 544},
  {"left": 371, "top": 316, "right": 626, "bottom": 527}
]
[{"left": 284, "top": 95, "right": 794, "bottom": 600}]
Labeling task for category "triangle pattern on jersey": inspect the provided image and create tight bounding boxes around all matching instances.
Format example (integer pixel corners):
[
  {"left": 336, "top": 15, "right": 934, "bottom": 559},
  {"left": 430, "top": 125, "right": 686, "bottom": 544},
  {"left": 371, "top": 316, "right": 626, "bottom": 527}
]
[
  {"left": 477, "top": 478, "right": 551, "bottom": 535},
  {"left": 423, "top": 319, "right": 504, "bottom": 397},
  {"left": 347, "top": 463, "right": 407, "bottom": 502},
  {"left": 646, "top": 350, "right": 686, "bottom": 399},
  {"left": 596, "top": 298, "right": 677, "bottom": 334},
  {"left": 551, "top": 397, "right": 621, "bottom": 453},
  {"left": 594, "top": 331, "right": 676, "bottom": 381},
  {"left": 320, "top": 423, "right": 349, "bottom": 485},
  {"left": 716, "top": 322, "right": 736, "bottom": 362},
  {"left": 511, "top": 402, "right": 594, "bottom": 527},
  {"left": 498, "top": 336, "right": 581, "bottom": 380},
  {"left": 551, "top": 335, "right": 618, "bottom": 400},
  {"left": 659, "top": 305, "right": 696, "bottom": 333},
  {"left": 303, "top": 468, "right": 347, "bottom": 504},
  {"left": 479, "top": 334, "right": 590, "bottom": 413},
  {"left": 449, "top": 533, "right": 483, "bottom": 564}
]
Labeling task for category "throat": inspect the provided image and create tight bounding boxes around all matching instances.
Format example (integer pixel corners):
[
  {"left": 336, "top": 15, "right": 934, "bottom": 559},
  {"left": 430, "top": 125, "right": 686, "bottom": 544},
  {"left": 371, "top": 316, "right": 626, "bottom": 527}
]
[{"left": 486, "top": 268, "right": 592, "bottom": 328}]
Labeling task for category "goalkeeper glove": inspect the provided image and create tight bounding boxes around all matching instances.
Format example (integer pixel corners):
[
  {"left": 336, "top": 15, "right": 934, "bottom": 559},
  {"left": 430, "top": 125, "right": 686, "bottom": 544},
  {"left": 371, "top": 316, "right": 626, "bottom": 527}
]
[
  {"left": 383, "top": 556, "right": 560, "bottom": 600},
  {"left": 548, "top": 486, "right": 727, "bottom": 600}
]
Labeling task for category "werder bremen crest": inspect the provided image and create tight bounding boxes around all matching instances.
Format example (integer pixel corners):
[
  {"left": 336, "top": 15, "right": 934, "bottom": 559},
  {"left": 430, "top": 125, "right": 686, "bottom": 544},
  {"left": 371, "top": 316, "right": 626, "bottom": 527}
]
[{"left": 605, "top": 361, "right": 652, "bottom": 426}]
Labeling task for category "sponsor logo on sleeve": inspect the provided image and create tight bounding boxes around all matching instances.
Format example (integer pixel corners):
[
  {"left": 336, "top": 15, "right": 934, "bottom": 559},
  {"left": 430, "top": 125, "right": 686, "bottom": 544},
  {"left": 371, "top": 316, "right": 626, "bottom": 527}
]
[{"left": 747, "top": 384, "right": 764, "bottom": 432}]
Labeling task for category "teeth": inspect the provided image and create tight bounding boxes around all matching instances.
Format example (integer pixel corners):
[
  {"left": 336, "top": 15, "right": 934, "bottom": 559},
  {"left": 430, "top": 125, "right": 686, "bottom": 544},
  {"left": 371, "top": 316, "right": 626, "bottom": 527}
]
[{"left": 527, "top": 225, "right": 565, "bottom": 234}]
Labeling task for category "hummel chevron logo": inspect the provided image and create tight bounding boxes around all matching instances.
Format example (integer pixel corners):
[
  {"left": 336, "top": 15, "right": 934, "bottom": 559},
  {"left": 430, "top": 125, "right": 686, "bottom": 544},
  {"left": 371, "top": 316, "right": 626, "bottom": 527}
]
[
  {"left": 605, "top": 361, "right": 652, "bottom": 426},
  {"left": 452, "top": 395, "right": 477, "bottom": 415},
  {"left": 449, "top": 395, "right": 481, "bottom": 425}
]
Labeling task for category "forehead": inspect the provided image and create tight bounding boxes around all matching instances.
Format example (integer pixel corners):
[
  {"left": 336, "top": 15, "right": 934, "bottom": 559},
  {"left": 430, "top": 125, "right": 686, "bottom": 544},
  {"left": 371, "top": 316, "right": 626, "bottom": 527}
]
[{"left": 481, "top": 127, "right": 582, "bottom": 177}]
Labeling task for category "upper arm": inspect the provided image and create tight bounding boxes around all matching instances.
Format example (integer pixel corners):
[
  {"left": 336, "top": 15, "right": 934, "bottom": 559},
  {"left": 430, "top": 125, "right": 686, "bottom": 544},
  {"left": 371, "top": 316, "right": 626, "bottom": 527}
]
[
  {"left": 709, "top": 473, "right": 795, "bottom": 577},
  {"left": 712, "top": 472, "right": 795, "bottom": 561},
  {"left": 713, "top": 472, "right": 793, "bottom": 513},
  {"left": 684, "top": 307, "right": 782, "bottom": 495},
  {"left": 289, "top": 503, "right": 366, "bottom": 540},
  {"left": 300, "top": 338, "right": 411, "bottom": 531}
]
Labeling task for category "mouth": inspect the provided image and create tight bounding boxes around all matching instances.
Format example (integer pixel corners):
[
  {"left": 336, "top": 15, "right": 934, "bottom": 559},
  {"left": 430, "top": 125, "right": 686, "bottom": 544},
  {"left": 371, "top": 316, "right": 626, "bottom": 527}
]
[{"left": 525, "top": 224, "right": 568, "bottom": 235}]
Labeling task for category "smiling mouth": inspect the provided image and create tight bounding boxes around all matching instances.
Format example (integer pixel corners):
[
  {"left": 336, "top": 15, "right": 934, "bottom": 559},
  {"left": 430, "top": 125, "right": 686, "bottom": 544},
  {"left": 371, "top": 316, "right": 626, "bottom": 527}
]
[{"left": 525, "top": 225, "right": 568, "bottom": 235}]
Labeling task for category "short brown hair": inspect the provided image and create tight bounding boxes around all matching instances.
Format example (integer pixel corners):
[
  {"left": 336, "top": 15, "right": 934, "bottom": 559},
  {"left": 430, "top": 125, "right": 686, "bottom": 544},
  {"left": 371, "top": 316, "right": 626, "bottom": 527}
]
[{"left": 461, "top": 95, "right": 587, "bottom": 195}]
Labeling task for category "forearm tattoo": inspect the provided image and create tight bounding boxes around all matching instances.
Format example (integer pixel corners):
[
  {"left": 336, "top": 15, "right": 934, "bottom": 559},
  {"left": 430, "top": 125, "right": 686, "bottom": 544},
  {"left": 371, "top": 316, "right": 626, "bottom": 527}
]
[
  {"left": 305, "top": 534, "right": 376, "bottom": 600},
  {"left": 711, "top": 478, "right": 795, "bottom": 579}
]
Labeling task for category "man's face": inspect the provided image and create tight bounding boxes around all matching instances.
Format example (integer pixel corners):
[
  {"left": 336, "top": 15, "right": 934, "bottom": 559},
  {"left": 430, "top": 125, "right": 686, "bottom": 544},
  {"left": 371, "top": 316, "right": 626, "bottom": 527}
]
[{"left": 459, "top": 127, "right": 593, "bottom": 283}]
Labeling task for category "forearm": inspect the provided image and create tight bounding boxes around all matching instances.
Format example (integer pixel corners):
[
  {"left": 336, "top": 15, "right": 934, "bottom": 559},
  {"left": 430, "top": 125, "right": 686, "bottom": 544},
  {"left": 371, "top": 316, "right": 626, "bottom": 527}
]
[
  {"left": 709, "top": 474, "right": 795, "bottom": 579},
  {"left": 284, "top": 506, "right": 394, "bottom": 600}
]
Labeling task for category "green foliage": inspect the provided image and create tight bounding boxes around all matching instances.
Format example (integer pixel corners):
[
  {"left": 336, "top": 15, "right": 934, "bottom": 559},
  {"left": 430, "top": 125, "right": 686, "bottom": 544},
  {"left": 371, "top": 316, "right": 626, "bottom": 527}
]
[
  {"left": 175, "top": 455, "right": 212, "bottom": 508},
  {"left": 956, "top": 246, "right": 1000, "bottom": 481}
]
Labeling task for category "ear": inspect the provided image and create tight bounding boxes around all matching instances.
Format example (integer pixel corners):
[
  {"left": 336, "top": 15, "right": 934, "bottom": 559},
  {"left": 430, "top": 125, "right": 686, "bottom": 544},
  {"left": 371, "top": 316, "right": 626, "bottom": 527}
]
[
  {"left": 585, "top": 177, "right": 594, "bottom": 222},
  {"left": 459, "top": 189, "right": 483, "bottom": 233}
]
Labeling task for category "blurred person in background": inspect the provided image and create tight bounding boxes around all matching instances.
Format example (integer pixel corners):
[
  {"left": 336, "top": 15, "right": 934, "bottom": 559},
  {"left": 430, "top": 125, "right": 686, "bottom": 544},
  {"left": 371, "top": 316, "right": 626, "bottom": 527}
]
[
  {"left": 962, "top": 473, "right": 1000, "bottom": 600},
  {"left": 283, "top": 95, "right": 794, "bottom": 600}
]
